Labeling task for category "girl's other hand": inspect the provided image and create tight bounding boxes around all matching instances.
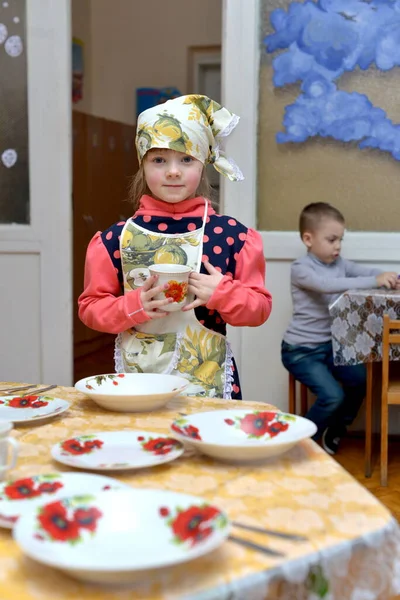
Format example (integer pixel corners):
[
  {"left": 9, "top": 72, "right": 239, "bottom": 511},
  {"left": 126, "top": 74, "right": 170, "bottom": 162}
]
[
  {"left": 140, "top": 275, "right": 172, "bottom": 319},
  {"left": 183, "top": 261, "right": 223, "bottom": 311}
]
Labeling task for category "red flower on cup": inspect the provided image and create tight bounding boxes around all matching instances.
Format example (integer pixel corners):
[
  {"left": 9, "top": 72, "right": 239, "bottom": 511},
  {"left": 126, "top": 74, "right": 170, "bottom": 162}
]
[
  {"left": 159, "top": 506, "right": 170, "bottom": 517},
  {"left": 142, "top": 437, "right": 180, "bottom": 455},
  {"left": 61, "top": 438, "right": 103, "bottom": 455},
  {"left": 37, "top": 481, "right": 63, "bottom": 495},
  {"left": 117, "top": 374, "right": 125, "bottom": 378},
  {"left": 239, "top": 411, "right": 278, "bottom": 437},
  {"left": 4, "top": 477, "right": 41, "bottom": 500},
  {"left": 224, "top": 418, "right": 235, "bottom": 426},
  {"left": 74, "top": 507, "right": 102, "bottom": 532},
  {"left": 165, "top": 280, "right": 188, "bottom": 303},
  {"left": 38, "top": 501, "right": 80, "bottom": 542},
  {"left": 171, "top": 505, "right": 220, "bottom": 545}
]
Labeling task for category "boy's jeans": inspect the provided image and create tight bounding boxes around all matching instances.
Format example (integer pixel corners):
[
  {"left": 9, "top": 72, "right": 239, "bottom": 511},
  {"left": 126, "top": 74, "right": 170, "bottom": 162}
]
[{"left": 281, "top": 341, "right": 366, "bottom": 439}]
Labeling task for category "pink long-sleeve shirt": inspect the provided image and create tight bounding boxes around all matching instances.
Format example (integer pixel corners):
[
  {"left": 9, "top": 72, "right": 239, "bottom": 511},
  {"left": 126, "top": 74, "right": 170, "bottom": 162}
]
[{"left": 78, "top": 195, "right": 272, "bottom": 335}]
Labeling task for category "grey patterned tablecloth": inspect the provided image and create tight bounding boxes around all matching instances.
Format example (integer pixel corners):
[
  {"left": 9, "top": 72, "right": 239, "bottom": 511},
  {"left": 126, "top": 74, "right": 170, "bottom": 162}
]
[{"left": 329, "top": 289, "right": 400, "bottom": 366}]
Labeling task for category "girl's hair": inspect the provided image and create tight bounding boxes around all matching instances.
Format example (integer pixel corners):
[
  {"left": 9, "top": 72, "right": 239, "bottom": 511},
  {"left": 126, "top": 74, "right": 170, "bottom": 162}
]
[{"left": 128, "top": 162, "right": 214, "bottom": 212}]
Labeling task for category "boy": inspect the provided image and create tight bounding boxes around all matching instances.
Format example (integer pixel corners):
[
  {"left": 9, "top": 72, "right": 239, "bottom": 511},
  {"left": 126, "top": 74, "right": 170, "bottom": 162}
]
[{"left": 282, "top": 202, "right": 399, "bottom": 454}]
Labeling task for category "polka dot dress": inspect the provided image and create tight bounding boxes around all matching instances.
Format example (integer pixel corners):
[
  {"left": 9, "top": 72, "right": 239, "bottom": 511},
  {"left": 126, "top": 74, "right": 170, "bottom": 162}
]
[{"left": 101, "top": 214, "right": 247, "bottom": 399}]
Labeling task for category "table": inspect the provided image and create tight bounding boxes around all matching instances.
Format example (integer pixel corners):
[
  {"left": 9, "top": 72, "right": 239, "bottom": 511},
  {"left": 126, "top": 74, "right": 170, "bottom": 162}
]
[
  {"left": 330, "top": 289, "right": 400, "bottom": 477},
  {"left": 1, "top": 383, "right": 400, "bottom": 600}
]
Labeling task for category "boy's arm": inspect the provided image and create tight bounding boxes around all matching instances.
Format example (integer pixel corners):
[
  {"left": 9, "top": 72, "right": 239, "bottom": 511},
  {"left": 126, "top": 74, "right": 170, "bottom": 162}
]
[
  {"left": 292, "top": 262, "right": 378, "bottom": 294},
  {"left": 207, "top": 228, "right": 272, "bottom": 326},
  {"left": 343, "top": 258, "right": 382, "bottom": 278},
  {"left": 78, "top": 233, "right": 151, "bottom": 334}
]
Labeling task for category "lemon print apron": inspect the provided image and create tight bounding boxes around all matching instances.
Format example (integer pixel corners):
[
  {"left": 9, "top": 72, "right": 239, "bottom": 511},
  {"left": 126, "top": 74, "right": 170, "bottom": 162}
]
[{"left": 115, "top": 203, "right": 234, "bottom": 398}]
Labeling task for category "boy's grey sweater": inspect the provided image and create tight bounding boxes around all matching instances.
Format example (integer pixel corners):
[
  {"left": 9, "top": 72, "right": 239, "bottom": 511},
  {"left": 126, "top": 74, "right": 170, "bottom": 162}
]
[{"left": 283, "top": 253, "right": 381, "bottom": 347}]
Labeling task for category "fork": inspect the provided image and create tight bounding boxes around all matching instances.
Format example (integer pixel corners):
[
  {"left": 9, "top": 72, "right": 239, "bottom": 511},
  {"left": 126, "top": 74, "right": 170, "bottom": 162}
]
[
  {"left": 228, "top": 535, "right": 286, "bottom": 557},
  {"left": 0, "top": 384, "right": 37, "bottom": 394},
  {"left": 0, "top": 384, "right": 58, "bottom": 397},
  {"left": 231, "top": 521, "right": 307, "bottom": 542}
]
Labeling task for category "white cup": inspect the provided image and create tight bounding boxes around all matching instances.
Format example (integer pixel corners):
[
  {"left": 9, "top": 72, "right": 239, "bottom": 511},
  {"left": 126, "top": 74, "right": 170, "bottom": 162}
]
[
  {"left": 0, "top": 421, "right": 18, "bottom": 481},
  {"left": 148, "top": 264, "right": 192, "bottom": 312}
]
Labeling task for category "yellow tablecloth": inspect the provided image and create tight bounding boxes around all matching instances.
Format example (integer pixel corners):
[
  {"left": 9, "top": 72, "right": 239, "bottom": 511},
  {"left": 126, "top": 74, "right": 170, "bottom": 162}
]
[{"left": 0, "top": 383, "right": 399, "bottom": 600}]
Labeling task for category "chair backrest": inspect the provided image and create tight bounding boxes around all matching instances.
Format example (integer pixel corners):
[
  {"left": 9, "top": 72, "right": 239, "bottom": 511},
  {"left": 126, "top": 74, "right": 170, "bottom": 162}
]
[{"left": 382, "top": 315, "right": 400, "bottom": 394}]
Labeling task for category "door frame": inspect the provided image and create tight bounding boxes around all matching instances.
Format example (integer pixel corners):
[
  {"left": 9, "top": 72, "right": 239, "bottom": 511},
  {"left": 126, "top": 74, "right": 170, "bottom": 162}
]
[{"left": 0, "top": 1, "right": 73, "bottom": 385}]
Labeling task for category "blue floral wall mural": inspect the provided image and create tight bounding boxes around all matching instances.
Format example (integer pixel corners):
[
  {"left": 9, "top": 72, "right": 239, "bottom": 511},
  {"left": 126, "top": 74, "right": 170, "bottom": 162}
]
[{"left": 263, "top": 0, "right": 400, "bottom": 161}]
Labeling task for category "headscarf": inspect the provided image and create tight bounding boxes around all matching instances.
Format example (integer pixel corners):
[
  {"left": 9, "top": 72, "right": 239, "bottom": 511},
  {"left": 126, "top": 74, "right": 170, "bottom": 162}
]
[{"left": 135, "top": 94, "right": 244, "bottom": 182}]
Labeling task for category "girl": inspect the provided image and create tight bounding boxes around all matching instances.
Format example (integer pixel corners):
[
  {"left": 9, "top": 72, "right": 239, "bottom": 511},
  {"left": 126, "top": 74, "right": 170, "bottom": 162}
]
[{"left": 78, "top": 95, "right": 272, "bottom": 399}]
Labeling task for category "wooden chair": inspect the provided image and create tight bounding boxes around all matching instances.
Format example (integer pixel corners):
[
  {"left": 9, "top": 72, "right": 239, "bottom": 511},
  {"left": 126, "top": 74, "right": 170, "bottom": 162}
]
[
  {"left": 288, "top": 372, "right": 308, "bottom": 416},
  {"left": 381, "top": 315, "right": 400, "bottom": 486}
]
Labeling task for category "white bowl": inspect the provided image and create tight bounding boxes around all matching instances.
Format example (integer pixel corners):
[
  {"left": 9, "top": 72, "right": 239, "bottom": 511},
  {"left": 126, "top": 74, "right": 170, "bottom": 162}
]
[
  {"left": 13, "top": 489, "right": 230, "bottom": 584},
  {"left": 74, "top": 373, "right": 188, "bottom": 412},
  {"left": 170, "top": 409, "right": 317, "bottom": 462}
]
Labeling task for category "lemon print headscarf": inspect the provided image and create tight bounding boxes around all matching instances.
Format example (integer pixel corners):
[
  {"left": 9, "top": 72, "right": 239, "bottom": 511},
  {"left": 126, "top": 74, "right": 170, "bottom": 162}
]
[{"left": 135, "top": 94, "right": 244, "bottom": 182}]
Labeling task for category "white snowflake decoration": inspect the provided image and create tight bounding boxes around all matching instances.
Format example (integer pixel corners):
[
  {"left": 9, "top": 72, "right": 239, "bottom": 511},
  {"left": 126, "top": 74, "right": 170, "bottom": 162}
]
[
  {"left": 0, "top": 23, "right": 7, "bottom": 44},
  {"left": 5, "top": 34, "right": 23, "bottom": 57},
  {"left": 1, "top": 149, "right": 18, "bottom": 168}
]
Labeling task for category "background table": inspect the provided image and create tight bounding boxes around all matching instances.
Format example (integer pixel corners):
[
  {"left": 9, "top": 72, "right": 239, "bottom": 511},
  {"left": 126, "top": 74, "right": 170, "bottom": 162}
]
[
  {"left": 330, "top": 289, "right": 400, "bottom": 366},
  {"left": 329, "top": 289, "right": 400, "bottom": 476},
  {"left": 0, "top": 383, "right": 400, "bottom": 599}
]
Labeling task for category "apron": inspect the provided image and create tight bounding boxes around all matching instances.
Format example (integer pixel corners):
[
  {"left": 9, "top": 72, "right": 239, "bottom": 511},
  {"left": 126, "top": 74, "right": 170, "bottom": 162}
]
[{"left": 114, "top": 201, "right": 234, "bottom": 399}]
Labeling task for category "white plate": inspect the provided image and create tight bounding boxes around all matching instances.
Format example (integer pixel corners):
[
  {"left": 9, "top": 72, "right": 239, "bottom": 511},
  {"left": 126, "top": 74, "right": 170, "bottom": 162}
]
[
  {"left": 74, "top": 373, "right": 188, "bottom": 412},
  {"left": 170, "top": 409, "right": 317, "bottom": 462},
  {"left": 0, "top": 395, "right": 70, "bottom": 424},
  {"left": 51, "top": 430, "right": 184, "bottom": 471},
  {"left": 14, "top": 488, "right": 229, "bottom": 584},
  {"left": 0, "top": 472, "right": 131, "bottom": 529}
]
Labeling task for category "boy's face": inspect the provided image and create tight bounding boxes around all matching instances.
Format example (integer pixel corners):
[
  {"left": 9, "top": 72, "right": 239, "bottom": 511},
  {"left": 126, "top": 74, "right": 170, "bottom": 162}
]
[
  {"left": 302, "top": 218, "right": 345, "bottom": 264},
  {"left": 143, "top": 148, "right": 203, "bottom": 204}
]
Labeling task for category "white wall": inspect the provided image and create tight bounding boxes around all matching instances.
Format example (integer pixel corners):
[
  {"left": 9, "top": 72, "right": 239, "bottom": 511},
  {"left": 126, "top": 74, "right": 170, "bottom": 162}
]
[{"left": 72, "top": 0, "right": 222, "bottom": 124}]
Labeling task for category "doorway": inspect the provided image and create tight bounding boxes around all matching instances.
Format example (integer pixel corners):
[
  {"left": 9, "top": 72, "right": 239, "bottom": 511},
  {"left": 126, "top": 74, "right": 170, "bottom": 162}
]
[{"left": 71, "top": 2, "right": 223, "bottom": 382}]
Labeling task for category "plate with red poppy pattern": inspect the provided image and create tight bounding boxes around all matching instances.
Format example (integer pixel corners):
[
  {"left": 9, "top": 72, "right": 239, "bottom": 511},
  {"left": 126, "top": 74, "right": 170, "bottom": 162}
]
[
  {"left": 13, "top": 488, "right": 229, "bottom": 584},
  {"left": 0, "top": 395, "right": 70, "bottom": 424},
  {"left": 0, "top": 472, "right": 131, "bottom": 529},
  {"left": 170, "top": 410, "right": 317, "bottom": 462},
  {"left": 51, "top": 430, "right": 184, "bottom": 471}
]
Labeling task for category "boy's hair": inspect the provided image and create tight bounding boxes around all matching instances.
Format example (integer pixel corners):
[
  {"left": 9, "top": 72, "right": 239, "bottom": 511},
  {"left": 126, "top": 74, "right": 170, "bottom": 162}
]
[
  {"left": 128, "top": 161, "right": 213, "bottom": 211},
  {"left": 299, "top": 202, "right": 345, "bottom": 236}
]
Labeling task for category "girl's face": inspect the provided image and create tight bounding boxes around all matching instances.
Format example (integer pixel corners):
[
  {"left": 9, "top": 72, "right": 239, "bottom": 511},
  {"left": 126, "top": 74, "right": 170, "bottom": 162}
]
[{"left": 143, "top": 149, "right": 203, "bottom": 204}]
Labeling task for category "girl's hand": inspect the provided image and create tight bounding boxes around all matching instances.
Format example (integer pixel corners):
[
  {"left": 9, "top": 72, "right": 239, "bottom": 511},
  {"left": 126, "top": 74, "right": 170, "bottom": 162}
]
[
  {"left": 140, "top": 275, "right": 172, "bottom": 319},
  {"left": 183, "top": 262, "right": 223, "bottom": 311}
]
